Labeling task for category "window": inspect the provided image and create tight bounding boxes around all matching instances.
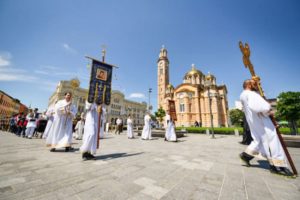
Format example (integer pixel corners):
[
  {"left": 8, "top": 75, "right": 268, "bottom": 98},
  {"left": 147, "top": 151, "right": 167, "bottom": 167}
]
[{"left": 180, "top": 104, "right": 185, "bottom": 112}]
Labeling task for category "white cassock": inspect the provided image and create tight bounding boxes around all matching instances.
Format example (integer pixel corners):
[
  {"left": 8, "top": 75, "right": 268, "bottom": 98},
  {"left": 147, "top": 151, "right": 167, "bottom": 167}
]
[
  {"left": 127, "top": 118, "right": 134, "bottom": 138},
  {"left": 43, "top": 105, "right": 55, "bottom": 139},
  {"left": 240, "top": 90, "right": 287, "bottom": 167},
  {"left": 46, "top": 100, "right": 77, "bottom": 148},
  {"left": 80, "top": 102, "right": 99, "bottom": 154},
  {"left": 165, "top": 114, "right": 177, "bottom": 141},
  {"left": 141, "top": 114, "right": 152, "bottom": 140},
  {"left": 25, "top": 115, "right": 37, "bottom": 138},
  {"left": 74, "top": 120, "right": 84, "bottom": 139},
  {"left": 100, "top": 106, "right": 106, "bottom": 139}
]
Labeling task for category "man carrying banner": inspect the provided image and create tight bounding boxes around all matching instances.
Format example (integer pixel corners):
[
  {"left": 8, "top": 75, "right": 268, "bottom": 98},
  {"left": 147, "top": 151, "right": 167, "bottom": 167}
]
[
  {"left": 239, "top": 79, "right": 293, "bottom": 176},
  {"left": 80, "top": 101, "right": 99, "bottom": 160},
  {"left": 80, "top": 56, "right": 114, "bottom": 160}
]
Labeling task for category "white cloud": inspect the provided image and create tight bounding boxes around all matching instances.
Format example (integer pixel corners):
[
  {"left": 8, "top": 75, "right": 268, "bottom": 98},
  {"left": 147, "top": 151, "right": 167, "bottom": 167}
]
[
  {"left": 62, "top": 43, "right": 77, "bottom": 53},
  {"left": 129, "top": 93, "right": 145, "bottom": 98},
  {"left": 34, "top": 65, "right": 77, "bottom": 77},
  {"left": 0, "top": 73, "right": 38, "bottom": 82},
  {"left": 0, "top": 52, "right": 12, "bottom": 67}
]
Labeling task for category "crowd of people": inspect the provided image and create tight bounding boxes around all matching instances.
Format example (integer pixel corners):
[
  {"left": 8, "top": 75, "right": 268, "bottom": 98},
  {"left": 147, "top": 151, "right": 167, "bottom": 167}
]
[
  {"left": 3, "top": 91, "right": 177, "bottom": 161},
  {"left": 2, "top": 79, "right": 294, "bottom": 177}
]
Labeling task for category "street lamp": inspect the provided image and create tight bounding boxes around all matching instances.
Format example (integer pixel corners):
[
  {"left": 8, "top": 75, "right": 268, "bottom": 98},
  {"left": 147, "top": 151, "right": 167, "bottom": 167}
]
[
  {"left": 148, "top": 88, "right": 152, "bottom": 111},
  {"left": 204, "top": 78, "right": 215, "bottom": 139}
]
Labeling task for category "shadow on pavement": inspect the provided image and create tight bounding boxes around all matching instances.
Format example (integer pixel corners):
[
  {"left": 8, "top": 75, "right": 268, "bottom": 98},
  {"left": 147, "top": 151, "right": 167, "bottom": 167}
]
[
  {"left": 95, "top": 152, "right": 144, "bottom": 160},
  {"left": 251, "top": 160, "right": 270, "bottom": 170}
]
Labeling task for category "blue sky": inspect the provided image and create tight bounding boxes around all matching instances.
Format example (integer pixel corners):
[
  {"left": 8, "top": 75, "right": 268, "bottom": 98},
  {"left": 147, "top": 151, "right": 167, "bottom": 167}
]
[{"left": 0, "top": 0, "right": 299, "bottom": 111}]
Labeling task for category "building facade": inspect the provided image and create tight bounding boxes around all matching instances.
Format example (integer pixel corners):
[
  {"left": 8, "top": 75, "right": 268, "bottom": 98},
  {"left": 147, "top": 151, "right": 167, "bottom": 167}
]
[
  {"left": 48, "top": 80, "right": 147, "bottom": 126},
  {"left": 0, "top": 90, "right": 28, "bottom": 117},
  {"left": 157, "top": 47, "right": 229, "bottom": 127}
]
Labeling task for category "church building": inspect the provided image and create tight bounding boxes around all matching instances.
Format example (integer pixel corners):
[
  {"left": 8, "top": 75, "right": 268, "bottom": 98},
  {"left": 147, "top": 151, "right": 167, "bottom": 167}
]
[{"left": 157, "top": 46, "right": 229, "bottom": 127}]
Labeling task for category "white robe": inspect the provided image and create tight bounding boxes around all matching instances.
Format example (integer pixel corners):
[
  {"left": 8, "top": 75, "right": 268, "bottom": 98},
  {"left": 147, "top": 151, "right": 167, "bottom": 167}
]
[
  {"left": 43, "top": 105, "right": 55, "bottom": 139},
  {"left": 127, "top": 118, "right": 134, "bottom": 138},
  {"left": 141, "top": 114, "right": 152, "bottom": 140},
  {"left": 100, "top": 106, "right": 107, "bottom": 139},
  {"left": 240, "top": 90, "right": 287, "bottom": 167},
  {"left": 46, "top": 100, "right": 77, "bottom": 148},
  {"left": 80, "top": 102, "right": 99, "bottom": 154},
  {"left": 25, "top": 115, "right": 37, "bottom": 138},
  {"left": 165, "top": 114, "right": 177, "bottom": 142},
  {"left": 74, "top": 120, "right": 84, "bottom": 139}
]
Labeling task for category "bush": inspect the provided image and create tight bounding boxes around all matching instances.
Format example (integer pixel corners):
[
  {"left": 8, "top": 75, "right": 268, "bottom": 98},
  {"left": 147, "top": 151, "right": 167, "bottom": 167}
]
[
  {"left": 175, "top": 127, "right": 243, "bottom": 134},
  {"left": 175, "top": 127, "right": 300, "bottom": 135}
]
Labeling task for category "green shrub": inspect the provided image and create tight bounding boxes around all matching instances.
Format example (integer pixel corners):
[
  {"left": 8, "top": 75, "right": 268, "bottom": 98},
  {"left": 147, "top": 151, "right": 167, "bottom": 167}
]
[{"left": 175, "top": 127, "right": 299, "bottom": 135}]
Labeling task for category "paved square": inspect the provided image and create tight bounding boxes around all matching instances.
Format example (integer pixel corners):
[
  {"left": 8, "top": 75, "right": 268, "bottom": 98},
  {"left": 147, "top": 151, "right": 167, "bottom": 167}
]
[{"left": 0, "top": 131, "right": 299, "bottom": 200}]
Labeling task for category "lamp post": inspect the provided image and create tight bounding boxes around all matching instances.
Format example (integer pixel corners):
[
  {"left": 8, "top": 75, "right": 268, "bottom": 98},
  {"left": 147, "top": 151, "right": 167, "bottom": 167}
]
[
  {"left": 148, "top": 88, "right": 152, "bottom": 112},
  {"left": 204, "top": 79, "right": 215, "bottom": 139}
]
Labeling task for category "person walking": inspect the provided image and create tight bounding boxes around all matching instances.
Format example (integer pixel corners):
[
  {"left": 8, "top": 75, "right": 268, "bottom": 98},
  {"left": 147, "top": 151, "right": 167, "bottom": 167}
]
[{"left": 239, "top": 79, "right": 292, "bottom": 176}]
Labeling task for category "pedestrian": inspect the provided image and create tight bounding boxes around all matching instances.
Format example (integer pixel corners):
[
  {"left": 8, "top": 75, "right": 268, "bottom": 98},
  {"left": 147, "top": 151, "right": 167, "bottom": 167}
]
[
  {"left": 46, "top": 92, "right": 77, "bottom": 152},
  {"left": 165, "top": 110, "right": 177, "bottom": 142},
  {"left": 80, "top": 101, "right": 99, "bottom": 160},
  {"left": 239, "top": 79, "right": 293, "bottom": 176},
  {"left": 74, "top": 115, "right": 85, "bottom": 140},
  {"left": 141, "top": 112, "right": 152, "bottom": 140},
  {"left": 127, "top": 115, "right": 134, "bottom": 139},
  {"left": 42, "top": 104, "right": 56, "bottom": 139},
  {"left": 25, "top": 110, "right": 37, "bottom": 139},
  {"left": 115, "top": 117, "right": 122, "bottom": 135}
]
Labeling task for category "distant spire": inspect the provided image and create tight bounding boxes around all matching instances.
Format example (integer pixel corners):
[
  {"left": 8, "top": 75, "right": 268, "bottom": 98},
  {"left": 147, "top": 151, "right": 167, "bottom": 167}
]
[{"left": 191, "top": 64, "right": 195, "bottom": 70}]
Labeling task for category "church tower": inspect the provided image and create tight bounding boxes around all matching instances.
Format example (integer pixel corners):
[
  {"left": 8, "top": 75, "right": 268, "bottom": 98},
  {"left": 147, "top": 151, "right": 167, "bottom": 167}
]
[{"left": 157, "top": 46, "right": 169, "bottom": 110}]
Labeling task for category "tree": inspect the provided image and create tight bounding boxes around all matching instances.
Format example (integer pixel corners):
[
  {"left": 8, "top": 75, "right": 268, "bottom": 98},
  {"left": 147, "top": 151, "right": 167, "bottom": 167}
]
[
  {"left": 276, "top": 91, "right": 300, "bottom": 135},
  {"left": 229, "top": 109, "right": 244, "bottom": 127},
  {"left": 154, "top": 107, "right": 166, "bottom": 128}
]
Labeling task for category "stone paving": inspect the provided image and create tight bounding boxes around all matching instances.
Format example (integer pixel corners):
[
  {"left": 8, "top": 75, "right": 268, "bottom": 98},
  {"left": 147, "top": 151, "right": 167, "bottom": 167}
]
[{"left": 0, "top": 130, "right": 299, "bottom": 200}]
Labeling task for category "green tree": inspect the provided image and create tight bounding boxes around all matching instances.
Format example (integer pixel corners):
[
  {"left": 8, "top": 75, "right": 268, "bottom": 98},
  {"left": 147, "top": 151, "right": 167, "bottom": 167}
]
[
  {"left": 276, "top": 91, "right": 300, "bottom": 135},
  {"left": 229, "top": 109, "right": 244, "bottom": 127},
  {"left": 154, "top": 107, "right": 166, "bottom": 128}
]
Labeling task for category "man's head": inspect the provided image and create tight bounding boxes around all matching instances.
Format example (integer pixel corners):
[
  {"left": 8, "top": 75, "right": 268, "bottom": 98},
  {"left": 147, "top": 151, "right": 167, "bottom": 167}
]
[
  {"left": 243, "top": 79, "right": 258, "bottom": 91},
  {"left": 64, "top": 92, "right": 72, "bottom": 102}
]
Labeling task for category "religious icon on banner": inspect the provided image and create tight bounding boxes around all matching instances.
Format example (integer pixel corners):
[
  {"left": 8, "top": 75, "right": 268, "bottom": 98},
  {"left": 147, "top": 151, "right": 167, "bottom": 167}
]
[
  {"left": 87, "top": 58, "right": 113, "bottom": 105},
  {"left": 96, "top": 69, "right": 108, "bottom": 81},
  {"left": 168, "top": 100, "right": 177, "bottom": 121}
]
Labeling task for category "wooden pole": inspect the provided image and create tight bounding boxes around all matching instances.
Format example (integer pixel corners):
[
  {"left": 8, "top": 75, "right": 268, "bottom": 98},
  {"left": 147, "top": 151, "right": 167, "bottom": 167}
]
[{"left": 97, "top": 105, "right": 102, "bottom": 149}]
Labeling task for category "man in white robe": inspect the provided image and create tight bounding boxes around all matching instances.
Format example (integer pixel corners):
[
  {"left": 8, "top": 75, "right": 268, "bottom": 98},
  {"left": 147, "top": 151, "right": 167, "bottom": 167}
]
[
  {"left": 25, "top": 110, "right": 37, "bottom": 139},
  {"left": 46, "top": 92, "right": 77, "bottom": 152},
  {"left": 42, "top": 104, "right": 56, "bottom": 139},
  {"left": 141, "top": 112, "right": 152, "bottom": 140},
  {"left": 239, "top": 79, "right": 292, "bottom": 176},
  {"left": 165, "top": 111, "right": 177, "bottom": 142},
  {"left": 99, "top": 106, "right": 107, "bottom": 139},
  {"left": 74, "top": 117, "right": 85, "bottom": 140},
  {"left": 80, "top": 101, "right": 99, "bottom": 160},
  {"left": 127, "top": 115, "right": 134, "bottom": 139}
]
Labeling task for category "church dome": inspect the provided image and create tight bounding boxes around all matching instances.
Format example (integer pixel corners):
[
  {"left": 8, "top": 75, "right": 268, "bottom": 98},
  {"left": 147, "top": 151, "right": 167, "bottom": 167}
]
[
  {"left": 184, "top": 64, "right": 203, "bottom": 77},
  {"left": 167, "top": 84, "right": 174, "bottom": 89}
]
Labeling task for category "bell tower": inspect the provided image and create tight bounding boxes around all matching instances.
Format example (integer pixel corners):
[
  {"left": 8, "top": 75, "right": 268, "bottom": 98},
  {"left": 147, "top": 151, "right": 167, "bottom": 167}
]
[{"left": 157, "top": 46, "right": 169, "bottom": 110}]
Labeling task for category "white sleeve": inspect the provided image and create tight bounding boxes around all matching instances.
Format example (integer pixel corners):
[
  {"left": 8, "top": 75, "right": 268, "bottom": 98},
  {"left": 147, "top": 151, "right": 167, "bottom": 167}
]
[{"left": 248, "top": 91, "right": 270, "bottom": 115}]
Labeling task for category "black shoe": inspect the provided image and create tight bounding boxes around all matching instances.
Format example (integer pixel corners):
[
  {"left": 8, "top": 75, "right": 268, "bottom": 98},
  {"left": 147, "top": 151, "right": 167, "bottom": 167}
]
[
  {"left": 50, "top": 148, "right": 55, "bottom": 152},
  {"left": 87, "top": 153, "right": 96, "bottom": 160},
  {"left": 65, "top": 147, "right": 70, "bottom": 152},
  {"left": 82, "top": 152, "right": 89, "bottom": 161},
  {"left": 239, "top": 152, "right": 253, "bottom": 167},
  {"left": 269, "top": 165, "right": 279, "bottom": 174},
  {"left": 278, "top": 167, "right": 294, "bottom": 177}
]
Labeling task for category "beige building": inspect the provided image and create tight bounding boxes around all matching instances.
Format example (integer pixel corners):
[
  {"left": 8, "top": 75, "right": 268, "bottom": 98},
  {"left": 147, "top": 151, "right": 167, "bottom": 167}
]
[
  {"left": 48, "top": 80, "right": 147, "bottom": 126},
  {"left": 157, "top": 47, "right": 229, "bottom": 127}
]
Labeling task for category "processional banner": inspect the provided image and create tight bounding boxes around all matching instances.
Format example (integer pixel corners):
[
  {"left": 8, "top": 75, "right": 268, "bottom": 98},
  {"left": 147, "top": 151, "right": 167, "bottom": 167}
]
[
  {"left": 87, "top": 59, "right": 113, "bottom": 105},
  {"left": 168, "top": 100, "right": 177, "bottom": 121}
]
